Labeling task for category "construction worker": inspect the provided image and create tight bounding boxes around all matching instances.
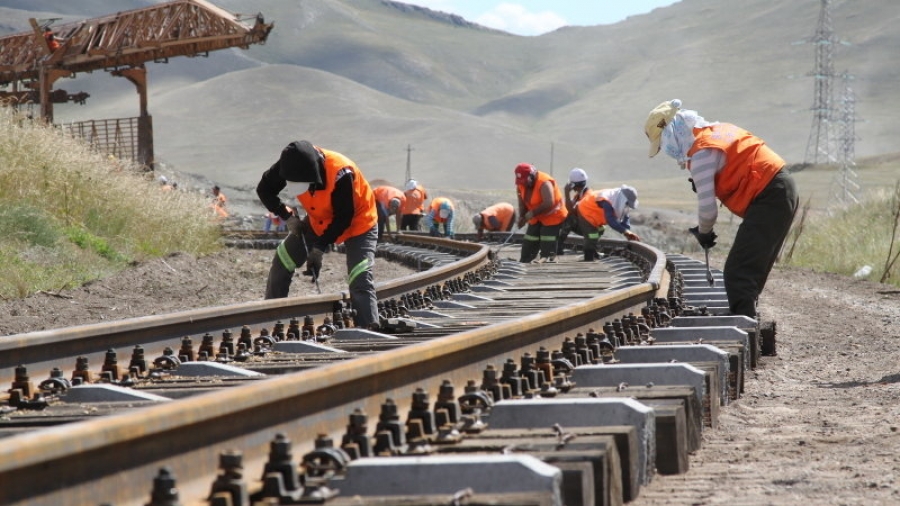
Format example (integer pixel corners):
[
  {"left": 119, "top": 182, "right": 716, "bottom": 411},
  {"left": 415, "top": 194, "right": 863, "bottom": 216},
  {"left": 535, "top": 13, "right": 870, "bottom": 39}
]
[
  {"left": 472, "top": 202, "right": 516, "bottom": 241},
  {"left": 514, "top": 163, "right": 568, "bottom": 263},
  {"left": 645, "top": 99, "right": 798, "bottom": 319},
  {"left": 557, "top": 167, "right": 592, "bottom": 254},
  {"left": 43, "top": 28, "right": 61, "bottom": 52},
  {"left": 423, "top": 197, "right": 455, "bottom": 238},
  {"left": 373, "top": 185, "right": 406, "bottom": 242},
  {"left": 575, "top": 185, "right": 642, "bottom": 261},
  {"left": 400, "top": 179, "right": 428, "bottom": 231},
  {"left": 211, "top": 185, "right": 228, "bottom": 219},
  {"left": 256, "top": 140, "right": 380, "bottom": 329}
]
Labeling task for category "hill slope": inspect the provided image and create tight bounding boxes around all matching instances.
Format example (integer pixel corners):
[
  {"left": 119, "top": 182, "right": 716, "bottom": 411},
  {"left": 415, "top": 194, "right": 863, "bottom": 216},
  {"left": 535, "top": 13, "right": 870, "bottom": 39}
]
[{"left": 1, "top": 0, "right": 897, "bottom": 195}]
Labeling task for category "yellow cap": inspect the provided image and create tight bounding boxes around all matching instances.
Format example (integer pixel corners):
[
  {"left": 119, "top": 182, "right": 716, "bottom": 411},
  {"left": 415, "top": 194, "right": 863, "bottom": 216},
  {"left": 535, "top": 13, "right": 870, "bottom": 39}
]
[{"left": 644, "top": 99, "right": 681, "bottom": 157}]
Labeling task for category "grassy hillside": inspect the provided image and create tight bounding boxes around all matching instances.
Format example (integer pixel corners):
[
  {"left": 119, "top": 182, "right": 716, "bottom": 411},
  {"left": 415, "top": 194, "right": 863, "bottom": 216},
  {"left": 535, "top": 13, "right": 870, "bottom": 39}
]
[
  {"left": 0, "top": 108, "right": 222, "bottom": 299},
  {"left": 1, "top": 0, "right": 896, "bottom": 196}
]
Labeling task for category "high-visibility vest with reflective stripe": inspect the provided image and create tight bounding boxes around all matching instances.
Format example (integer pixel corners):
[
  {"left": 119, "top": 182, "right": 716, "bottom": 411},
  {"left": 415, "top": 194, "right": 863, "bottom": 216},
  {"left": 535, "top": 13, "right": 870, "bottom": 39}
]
[
  {"left": 297, "top": 148, "right": 377, "bottom": 244},
  {"left": 516, "top": 171, "right": 567, "bottom": 226},
  {"left": 687, "top": 123, "right": 784, "bottom": 218},
  {"left": 576, "top": 190, "right": 610, "bottom": 228}
]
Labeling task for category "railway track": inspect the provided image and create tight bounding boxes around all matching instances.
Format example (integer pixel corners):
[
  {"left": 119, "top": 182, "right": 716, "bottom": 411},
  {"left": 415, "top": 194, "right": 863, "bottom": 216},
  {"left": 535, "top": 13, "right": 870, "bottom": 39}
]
[{"left": 0, "top": 233, "right": 763, "bottom": 506}]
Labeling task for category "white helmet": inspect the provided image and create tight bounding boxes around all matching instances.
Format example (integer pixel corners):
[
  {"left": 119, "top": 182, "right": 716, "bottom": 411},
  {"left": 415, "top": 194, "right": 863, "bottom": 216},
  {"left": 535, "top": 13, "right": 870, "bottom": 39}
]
[
  {"left": 405, "top": 179, "right": 418, "bottom": 191},
  {"left": 568, "top": 168, "right": 588, "bottom": 184}
]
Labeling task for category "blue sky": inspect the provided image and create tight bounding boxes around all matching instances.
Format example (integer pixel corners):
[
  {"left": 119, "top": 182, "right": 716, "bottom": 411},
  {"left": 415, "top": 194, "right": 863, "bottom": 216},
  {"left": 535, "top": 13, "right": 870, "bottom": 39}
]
[{"left": 405, "top": 1, "right": 681, "bottom": 36}]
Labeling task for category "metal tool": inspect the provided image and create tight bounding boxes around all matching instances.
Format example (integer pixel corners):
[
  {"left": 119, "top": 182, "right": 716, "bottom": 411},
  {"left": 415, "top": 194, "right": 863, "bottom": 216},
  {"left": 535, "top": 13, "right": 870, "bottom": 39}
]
[
  {"left": 492, "top": 225, "right": 522, "bottom": 257},
  {"left": 704, "top": 247, "right": 714, "bottom": 287},
  {"left": 299, "top": 229, "right": 322, "bottom": 294}
]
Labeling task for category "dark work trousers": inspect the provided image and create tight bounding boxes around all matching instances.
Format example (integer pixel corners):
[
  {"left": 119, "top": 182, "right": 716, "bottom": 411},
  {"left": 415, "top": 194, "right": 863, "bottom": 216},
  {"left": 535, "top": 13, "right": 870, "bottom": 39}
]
[
  {"left": 519, "top": 221, "right": 562, "bottom": 263},
  {"left": 376, "top": 202, "right": 389, "bottom": 242},
  {"left": 575, "top": 214, "right": 605, "bottom": 261},
  {"left": 723, "top": 170, "right": 799, "bottom": 319},
  {"left": 401, "top": 214, "right": 422, "bottom": 231},
  {"left": 265, "top": 225, "right": 380, "bottom": 328},
  {"left": 557, "top": 213, "right": 577, "bottom": 254}
]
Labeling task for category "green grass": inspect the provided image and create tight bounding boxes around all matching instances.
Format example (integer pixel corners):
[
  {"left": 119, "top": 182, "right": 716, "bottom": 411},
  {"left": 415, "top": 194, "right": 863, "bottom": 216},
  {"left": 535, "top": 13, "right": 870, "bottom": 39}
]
[
  {"left": 783, "top": 182, "right": 900, "bottom": 285},
  {"left": 0, "top": 107, "right": 223, "bottom": 299}
]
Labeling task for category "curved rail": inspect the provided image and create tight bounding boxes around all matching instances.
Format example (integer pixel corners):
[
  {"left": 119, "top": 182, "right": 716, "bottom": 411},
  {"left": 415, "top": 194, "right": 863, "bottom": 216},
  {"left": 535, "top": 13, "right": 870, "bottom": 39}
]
[{"left": 0, "top": 235, "right": 668, "bottom": 506}]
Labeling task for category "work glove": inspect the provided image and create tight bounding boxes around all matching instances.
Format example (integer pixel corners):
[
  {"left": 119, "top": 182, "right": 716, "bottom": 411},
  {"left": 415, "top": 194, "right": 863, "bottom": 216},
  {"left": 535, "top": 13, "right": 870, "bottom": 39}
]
[
  {"left": 306, "top": 247, "right": 324, "bottom": 278},
  {"left": 286, "top": 215, "right": 303, "bottom": 236},
  {"left": 689, "top": 226, "right": 717, "bottom": 249}
]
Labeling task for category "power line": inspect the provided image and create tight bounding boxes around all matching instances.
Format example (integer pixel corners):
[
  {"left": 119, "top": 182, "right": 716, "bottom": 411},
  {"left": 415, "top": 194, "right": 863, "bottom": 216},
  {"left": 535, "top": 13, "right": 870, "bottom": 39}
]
[{"left": 803, "top": 0, "right": 841, "bottom": 165}]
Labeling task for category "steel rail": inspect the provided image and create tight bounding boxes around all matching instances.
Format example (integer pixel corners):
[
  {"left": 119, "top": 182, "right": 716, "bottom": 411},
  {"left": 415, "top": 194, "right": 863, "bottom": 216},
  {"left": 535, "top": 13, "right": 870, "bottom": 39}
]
[
  {"left": 0, "top": 235, "right": 487, "bottom": 387},
  {"left": 0, "top": 238, "right": 666, "bottom": 506}
]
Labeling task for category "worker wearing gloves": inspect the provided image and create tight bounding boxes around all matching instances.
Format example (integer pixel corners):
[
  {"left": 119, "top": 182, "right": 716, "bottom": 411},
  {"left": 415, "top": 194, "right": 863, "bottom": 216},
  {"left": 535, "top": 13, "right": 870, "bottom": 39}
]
[
  {"left": 423, "top": 197, "right": 455, "bottom": 238},
  {"left": 373, "top": 185, "right": 406, "bottom": 243},
  {"left": 514, "top": 163, "right": 568, "bottom": 263},
  {"left": 472, "top": 202, "right": 516, "bottom": 241},
  {"left": 575, "top": 185, "right": 642, "bottom": 261},
  {"left": 256, "top": 140, "right": 380, "bottom": 329},
  {"left": 645, "top": 99, "right": 798, "bottom": 319},
  {"left": 557, "top": 167, "right": 592, "bottom": 254}
]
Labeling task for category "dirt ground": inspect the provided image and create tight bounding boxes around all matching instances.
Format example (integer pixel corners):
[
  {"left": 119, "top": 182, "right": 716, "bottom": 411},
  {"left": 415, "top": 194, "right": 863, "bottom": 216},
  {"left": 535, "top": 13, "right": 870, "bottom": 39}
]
[{"left": 2, "top": 220, "right": 900, "bottom": 505}]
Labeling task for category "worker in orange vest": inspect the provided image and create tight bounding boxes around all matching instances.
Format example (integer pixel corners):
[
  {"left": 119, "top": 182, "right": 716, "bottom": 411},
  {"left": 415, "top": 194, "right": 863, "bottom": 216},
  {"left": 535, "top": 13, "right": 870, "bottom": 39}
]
[
  {"left": 400, "top": 179, "right": 428, "bottom": 231},
  {"left": 557, "top": 167, "right": 592, "bottom": 254},
  {"left": 423, "top": 197, "right": 455, "bottom": 238},
  {"left": 256, "top": 140, "right": 380, "bottom": 329},
  {"left": 645, "top": 99, "right": 798, "bottom": 319},
  {"left": 43, "top": 28, "right": 61, "bottom": 52},
  {"left": 514, "top": 163, "right": 568, "bottom": 263},
  {"left": 574, "top": 185, "right": 641, "bottom": 261},
  {"left": 210, "top": 185, "right": 228, "bottom": 219},
  {"left": 373, "top": 185, "right": 406, "bottom": 242},
  {"left": 472, "top": 202, "right": 516, "bottom": 241}
]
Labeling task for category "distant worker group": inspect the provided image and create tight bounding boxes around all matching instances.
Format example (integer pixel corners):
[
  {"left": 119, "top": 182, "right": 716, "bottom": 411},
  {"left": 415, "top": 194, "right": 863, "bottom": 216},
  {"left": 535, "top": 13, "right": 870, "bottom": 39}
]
[{"left": 237, "top": 98, "right": 798, "bottom": 337}]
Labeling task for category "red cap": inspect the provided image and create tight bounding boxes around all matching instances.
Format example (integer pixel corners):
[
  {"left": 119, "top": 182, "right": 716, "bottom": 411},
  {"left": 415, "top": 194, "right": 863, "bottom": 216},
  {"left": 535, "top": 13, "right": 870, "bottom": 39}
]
[{"left": 514, "top": 163, "right": 535, "bottom": 185}]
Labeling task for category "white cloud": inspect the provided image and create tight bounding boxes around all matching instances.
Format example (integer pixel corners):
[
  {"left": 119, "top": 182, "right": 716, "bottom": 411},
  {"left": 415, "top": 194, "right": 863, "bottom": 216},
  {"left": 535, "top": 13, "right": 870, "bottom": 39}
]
[{"left": 475, "top": 3, "right": 568, "bottom": 36}]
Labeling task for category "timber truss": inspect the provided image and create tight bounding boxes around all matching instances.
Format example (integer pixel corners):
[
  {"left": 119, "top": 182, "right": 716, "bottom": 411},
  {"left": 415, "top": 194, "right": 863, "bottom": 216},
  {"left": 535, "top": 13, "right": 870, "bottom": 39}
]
[{"left": 0, "top": 0, "right": 272, "bottom": 166}]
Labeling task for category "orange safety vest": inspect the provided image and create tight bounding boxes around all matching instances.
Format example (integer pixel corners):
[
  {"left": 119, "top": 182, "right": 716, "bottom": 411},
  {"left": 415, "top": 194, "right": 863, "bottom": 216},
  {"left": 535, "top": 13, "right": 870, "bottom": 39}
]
[
  {"left": 297, "top": 148, "right": 377, "bottom": 244},
  {"left": 480, "top": 202, "right": 515, "bottom": 231},
  {"left": 687, "top": 123, "right": 784, "bottom": 218},
  {"left": 374, "top": 186, "right": 406, "bottom": 210},
  {"left": 575, "top": 190, "right": 610, "bottom": 228},
  {"left": 428, "top": 197, "right": 454, "bottom": 223},
  {"left": 516, "top": 171, "right": 567, "bottom": 226},
  {"left": 402, "top": 185, "right": 427, "bottom": 215}
]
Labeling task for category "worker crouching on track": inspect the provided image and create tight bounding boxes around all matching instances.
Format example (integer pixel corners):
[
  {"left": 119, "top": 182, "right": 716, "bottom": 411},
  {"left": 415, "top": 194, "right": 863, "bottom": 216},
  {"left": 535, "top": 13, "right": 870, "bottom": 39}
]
[
  {"left": 575, "top": 185, "right": 642, "bottom": 261},
  {"left": 423, "top": 197, "right": 455, "bottom": 238},
  {"left": 514, "top": 163, "right": 568, "bottom": 263},
  {"left": 472, "top": 202, "right": 516, "bottom": 241},
  {"left": 256, "top": 140, "right": 380, "bottom": 329},
  {"left": 645, "top": 99, "right": 798, "bottom": 319}
]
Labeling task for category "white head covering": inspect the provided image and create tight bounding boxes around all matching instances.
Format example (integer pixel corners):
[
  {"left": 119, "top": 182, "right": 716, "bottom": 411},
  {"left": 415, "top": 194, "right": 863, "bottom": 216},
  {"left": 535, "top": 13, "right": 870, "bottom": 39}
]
[
  {"left": 599, "top": 185, "right": 638, "bottom": 219},
  {"left": 660, "top": 108, "right": 717, "bottom": 167},
  {"left": 405, "top": 179, "right": 418, "bottom": 191}
]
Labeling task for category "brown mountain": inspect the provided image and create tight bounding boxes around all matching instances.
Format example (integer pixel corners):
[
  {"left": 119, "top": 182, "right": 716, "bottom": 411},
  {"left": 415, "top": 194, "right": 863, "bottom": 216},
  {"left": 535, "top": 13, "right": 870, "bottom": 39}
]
[{"left": 1, "top": 0, "right": 895, "bottom": 192}]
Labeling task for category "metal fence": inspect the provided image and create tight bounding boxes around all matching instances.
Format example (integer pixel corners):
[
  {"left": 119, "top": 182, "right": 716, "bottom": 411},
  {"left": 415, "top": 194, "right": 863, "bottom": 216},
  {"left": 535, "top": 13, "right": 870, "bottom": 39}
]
[{"left": 59, "top": 117, "right": 140, "bottom": 162}]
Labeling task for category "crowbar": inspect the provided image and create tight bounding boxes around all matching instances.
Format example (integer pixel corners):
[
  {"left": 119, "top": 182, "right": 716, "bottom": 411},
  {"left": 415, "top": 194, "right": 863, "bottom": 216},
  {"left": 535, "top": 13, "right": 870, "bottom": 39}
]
[{"left": 704, "top": 247, "right": 714, "bottom": 287}]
